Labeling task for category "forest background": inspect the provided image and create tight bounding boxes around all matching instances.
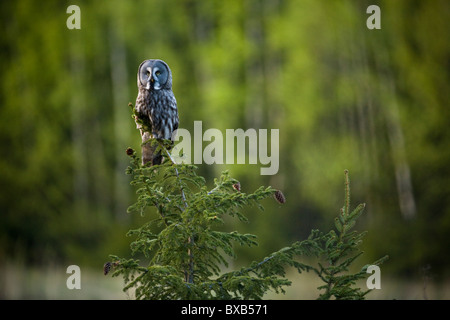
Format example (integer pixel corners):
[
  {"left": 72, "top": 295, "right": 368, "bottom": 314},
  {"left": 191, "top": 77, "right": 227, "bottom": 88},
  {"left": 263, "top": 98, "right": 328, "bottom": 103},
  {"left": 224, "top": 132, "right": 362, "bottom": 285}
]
[{"left": 0, "top": 0, "right": 449, "bottom": 299}]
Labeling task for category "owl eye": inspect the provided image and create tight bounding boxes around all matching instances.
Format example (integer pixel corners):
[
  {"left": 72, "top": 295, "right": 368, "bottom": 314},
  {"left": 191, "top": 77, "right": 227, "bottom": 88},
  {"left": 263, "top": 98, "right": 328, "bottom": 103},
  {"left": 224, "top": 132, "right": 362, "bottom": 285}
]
[
  {"left": 155, "top": 70, "right": 161, "bottom": 76},
  {"left": 146, "top": 70, "right": 151, "bottom": 77}
]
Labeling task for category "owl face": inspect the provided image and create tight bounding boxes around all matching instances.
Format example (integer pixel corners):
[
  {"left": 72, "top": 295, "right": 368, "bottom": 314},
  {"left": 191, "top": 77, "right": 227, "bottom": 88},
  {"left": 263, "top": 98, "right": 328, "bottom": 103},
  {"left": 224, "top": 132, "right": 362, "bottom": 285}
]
[{"left": 138, "top": 59, "right": 172, "bottom": 91}]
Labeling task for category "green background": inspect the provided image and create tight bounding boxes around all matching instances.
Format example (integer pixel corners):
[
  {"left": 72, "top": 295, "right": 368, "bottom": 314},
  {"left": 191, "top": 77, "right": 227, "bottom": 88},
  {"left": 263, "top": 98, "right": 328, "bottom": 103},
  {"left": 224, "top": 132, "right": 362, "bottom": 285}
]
[{"left": 0, "top": 0, "right": 449, "bottom": 299}]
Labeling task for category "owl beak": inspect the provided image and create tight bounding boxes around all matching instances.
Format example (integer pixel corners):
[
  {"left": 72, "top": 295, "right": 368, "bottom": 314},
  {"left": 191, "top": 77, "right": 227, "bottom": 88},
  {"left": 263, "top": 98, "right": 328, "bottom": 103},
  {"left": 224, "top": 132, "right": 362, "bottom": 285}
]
[{"left": 145, "top": 67, "right": 153, "bottom": 90}]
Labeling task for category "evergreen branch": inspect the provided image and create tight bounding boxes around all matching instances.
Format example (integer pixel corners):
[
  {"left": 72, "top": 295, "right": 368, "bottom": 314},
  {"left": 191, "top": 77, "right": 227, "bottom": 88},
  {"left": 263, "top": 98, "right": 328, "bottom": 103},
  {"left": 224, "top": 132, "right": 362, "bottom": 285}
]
[{"left": 343, "top": 169, "right": 350, "bottom": 217}]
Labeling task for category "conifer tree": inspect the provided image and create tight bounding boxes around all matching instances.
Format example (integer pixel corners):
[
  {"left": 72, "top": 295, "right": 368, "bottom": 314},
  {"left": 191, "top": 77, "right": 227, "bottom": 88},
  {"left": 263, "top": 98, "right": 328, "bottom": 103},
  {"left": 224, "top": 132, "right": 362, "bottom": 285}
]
[{"left": 105, "top": 104, "right": 387, "bottom": 300}]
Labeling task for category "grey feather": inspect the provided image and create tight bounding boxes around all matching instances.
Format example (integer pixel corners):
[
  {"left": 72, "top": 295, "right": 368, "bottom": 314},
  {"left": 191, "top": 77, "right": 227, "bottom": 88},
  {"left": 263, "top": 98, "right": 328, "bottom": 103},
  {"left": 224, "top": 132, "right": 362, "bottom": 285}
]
[{"left": 135, "top": 59, "right": 179, "bottom": 165}]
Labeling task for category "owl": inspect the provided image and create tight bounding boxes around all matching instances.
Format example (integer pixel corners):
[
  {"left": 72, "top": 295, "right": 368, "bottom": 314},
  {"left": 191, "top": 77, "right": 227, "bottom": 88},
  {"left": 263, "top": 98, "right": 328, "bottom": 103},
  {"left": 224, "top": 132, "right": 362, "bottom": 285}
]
[{"left": 135, "top": 59, "right": 179, "bottom": 165}]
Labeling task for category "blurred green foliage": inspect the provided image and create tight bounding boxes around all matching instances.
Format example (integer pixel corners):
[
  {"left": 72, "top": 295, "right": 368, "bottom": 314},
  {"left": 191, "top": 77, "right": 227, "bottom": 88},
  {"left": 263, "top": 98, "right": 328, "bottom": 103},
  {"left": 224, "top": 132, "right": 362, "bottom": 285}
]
[{"left": 0, "top": 0, "right": 449, "bottom": 282}]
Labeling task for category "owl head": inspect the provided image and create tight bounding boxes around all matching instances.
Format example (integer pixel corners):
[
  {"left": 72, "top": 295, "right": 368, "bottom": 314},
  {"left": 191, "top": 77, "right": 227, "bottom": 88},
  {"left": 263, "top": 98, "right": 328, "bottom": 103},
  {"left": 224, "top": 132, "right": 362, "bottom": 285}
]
[{"left": 137, "top": 59, "right": 173, "bottom": 91}]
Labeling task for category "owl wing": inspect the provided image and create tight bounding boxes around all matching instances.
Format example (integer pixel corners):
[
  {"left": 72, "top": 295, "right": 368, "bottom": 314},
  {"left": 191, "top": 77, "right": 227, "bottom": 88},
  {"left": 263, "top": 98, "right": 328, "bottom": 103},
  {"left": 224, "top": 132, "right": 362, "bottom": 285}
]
[{"left": 134, "top": 90, "right": 153, "bottom": 133}]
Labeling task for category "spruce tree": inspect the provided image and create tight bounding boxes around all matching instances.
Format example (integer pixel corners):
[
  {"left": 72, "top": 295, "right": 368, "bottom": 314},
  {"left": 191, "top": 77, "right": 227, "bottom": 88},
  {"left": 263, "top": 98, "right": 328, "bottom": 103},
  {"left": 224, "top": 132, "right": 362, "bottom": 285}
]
[{"left": 105, "top": 104, "right": 387, "bottom": 300}]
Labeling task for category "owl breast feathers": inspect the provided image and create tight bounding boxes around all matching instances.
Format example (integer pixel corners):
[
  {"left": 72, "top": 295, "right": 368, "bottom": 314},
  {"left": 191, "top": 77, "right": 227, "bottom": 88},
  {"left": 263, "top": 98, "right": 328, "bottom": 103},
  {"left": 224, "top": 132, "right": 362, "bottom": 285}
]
[
  {"left": 135, "top": 59, "right": 179, "bottom": 165},
  {"left": 136, "top": 87, "right": 178, "bottom": 140}
]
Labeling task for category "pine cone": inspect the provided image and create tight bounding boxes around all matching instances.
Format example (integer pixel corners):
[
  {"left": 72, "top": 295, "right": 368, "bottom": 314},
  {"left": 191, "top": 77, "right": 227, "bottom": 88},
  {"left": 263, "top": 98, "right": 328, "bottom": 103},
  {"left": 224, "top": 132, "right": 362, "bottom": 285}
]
[
  {"left": 274, "top": 190, "right": 286, "bottom": 204},
  {"left": 233, "top": 182, "right": 241, "bottom": 192},
  {"left": 103, "top": 262, "right": 112, "bottom": 275}
]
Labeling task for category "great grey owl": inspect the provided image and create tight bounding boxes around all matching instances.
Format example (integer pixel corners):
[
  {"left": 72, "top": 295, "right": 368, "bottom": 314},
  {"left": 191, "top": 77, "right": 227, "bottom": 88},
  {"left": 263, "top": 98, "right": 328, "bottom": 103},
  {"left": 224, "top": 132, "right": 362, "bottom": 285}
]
[{"left": 134, "top": 59, "right": 179, "bottom": 165}]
